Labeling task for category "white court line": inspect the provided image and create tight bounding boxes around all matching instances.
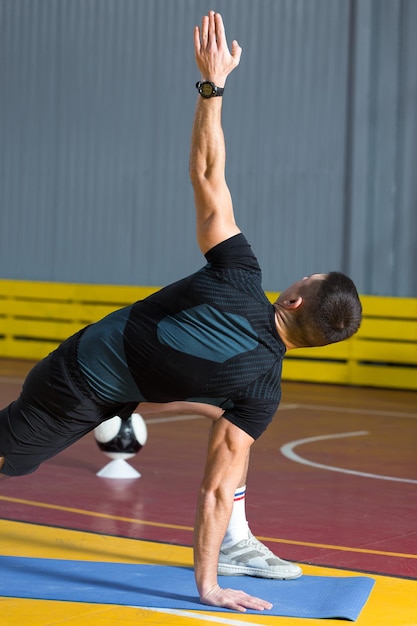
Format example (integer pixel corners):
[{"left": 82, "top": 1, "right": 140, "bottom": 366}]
[
  {"left": 145, "top": 403, "right": 298, "bottom": 425},
  {"left": 144, "top": 401, "right": 416, "bottom": 425},
  {"left": 280, "top": 431, "right": 417, "bottom": 484},
  {"left": 139, "top": 606, "right": 268, "bottom": 625},
  {"left": 0, "top": 374, "right": 414, "bottom": 420},
  {"left": 285, "top": 403, "right": 417, "bottom": 419},
  {"left": 146, "top": 415, "right": 205, "bottom": 425},
  {"left": 1, "top": 376, "right": 414, "bottom": 420}
]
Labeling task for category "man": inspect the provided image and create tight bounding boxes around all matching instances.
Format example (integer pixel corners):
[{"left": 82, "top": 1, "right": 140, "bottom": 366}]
[{"left": 0, "top": 12, "right": 362, "bottom": 612}]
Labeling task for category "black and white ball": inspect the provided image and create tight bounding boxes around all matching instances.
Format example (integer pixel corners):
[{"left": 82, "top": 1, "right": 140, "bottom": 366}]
[{"left": 94, "top": 413, "right": 148, "bottom": 460}]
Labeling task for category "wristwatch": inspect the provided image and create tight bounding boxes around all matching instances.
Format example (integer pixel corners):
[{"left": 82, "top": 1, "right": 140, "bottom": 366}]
[{"left": 196, "top": 81, "right": 224, "bottom": 99}]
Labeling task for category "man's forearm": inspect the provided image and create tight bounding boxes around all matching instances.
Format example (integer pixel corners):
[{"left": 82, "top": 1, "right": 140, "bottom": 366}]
[
  {"left": 194, "top": 484, "right": 233, "bottom": 600},
  {"left": 189, "top": 97, "right": 226, "bottom": 192},
  {"left": 189, "top": 91, "right": 239, "bottom": 255}
]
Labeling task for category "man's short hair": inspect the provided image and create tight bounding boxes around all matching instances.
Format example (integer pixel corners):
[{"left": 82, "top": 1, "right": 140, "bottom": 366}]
[{"left": 290, "top": 272, "right": 362, "bottom": 348}]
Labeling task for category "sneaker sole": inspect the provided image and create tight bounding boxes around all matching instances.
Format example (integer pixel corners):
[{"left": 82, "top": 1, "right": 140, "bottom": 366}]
[{"left": 217, "top": 563, "right": 302, "bottom": 580}]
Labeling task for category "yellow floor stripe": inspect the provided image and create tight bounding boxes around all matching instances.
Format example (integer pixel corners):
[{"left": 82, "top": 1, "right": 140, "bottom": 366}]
[
  {"left": 0, "top": 519, "right": 191, "bottom": 563},
  {"left": 0, "top": 520, "right": 416, "bottom": 626},
  {"left": 1, "top": 494, "right": 416, "bottom": 560},
  {"left": 258, "top": 535, "right": 417, "bottom": 560},
  {"left": 0, "top": 494, "right": 191, "bottom": 531}
]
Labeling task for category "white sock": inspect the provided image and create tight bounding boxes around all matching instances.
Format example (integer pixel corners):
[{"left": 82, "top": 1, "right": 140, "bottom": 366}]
[{"left": 221, "top": 485, "right": 249, "bottom": 549}]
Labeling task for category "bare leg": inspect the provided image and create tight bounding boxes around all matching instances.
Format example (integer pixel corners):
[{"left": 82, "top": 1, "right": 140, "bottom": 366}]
[{"left": 237, "top": 448, "right": 249, "bottom": 488}]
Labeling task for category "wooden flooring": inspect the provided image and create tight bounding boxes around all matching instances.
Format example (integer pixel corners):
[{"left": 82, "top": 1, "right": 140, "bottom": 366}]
[{"left": 0, "top": 358, "right": 416, "bottom": 625}]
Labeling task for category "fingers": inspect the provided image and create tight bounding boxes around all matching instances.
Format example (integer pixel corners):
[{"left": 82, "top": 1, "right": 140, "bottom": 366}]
[
  {"left": 231, "top": 39, "right": 242, "bottom": 64},
  {"left": 213, "top": 12, "right": 224, "bottom": 44},
  {"left": 208, "top": 10, "right": 216, "bottom": 44},
  {"left": 195, "top": 11, "right": 226, "bottom": 50},
  {"left": 201, "top": 13, "right": 209, "bottom": 43},
  {"left": 193, "top": 26, "right": 201, "bottom": 54},
  {"left": 201, "top": 585, "right": 273, "bottom": 613},
  {"left": 230, "top": 592, "right": 273, "bottom": 613}
]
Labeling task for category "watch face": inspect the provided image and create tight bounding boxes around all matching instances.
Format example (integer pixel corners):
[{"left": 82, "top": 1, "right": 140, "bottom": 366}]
[{"left": 201, "top": 82, "right": 214, "bottom": 97}]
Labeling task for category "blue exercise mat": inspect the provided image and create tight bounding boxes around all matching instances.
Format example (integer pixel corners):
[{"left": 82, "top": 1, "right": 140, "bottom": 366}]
[{"left": 0, "top": 556, "right": 374, "bottom": 620}]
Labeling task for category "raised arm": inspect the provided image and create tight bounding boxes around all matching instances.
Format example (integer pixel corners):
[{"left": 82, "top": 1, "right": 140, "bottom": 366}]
[
  {"left": 190, "top": 12, "right": 273, "bottom": 614},
  {"left": 190, "top": 11, "right": 242, "bottom": 254}
]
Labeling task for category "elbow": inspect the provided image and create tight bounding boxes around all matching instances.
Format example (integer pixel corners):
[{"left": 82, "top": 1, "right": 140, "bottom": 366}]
[
  {"left": 189, "top": 167, "right": 202, "bottom": 189},
  {"left": 189, "top": 160, "right": 211, "bottom": 190},
  {"left": 189, "top": 151, "right": 218, "bottom": 187},
  {"left": 190, "top": 171, "right": 216, "bottom": 206}
]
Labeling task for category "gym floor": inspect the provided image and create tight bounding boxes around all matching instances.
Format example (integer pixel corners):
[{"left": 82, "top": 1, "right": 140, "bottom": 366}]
[{"left": 0, "top": 358, "right": 416, "bottom": 625}]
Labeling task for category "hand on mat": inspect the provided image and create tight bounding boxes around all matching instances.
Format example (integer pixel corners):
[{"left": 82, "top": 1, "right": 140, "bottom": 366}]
[{"left": 200, "top": 583, "right": 272, "bottom": 612}]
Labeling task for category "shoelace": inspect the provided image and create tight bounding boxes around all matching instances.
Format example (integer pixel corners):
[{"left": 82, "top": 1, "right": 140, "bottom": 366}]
[{"left": 246, "top": 536, "right": 275, "bottom": 557}]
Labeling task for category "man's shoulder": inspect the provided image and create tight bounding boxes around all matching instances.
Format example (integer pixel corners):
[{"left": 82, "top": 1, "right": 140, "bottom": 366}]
[
  {"left": 223, "top": 395, "right": 281, "bottom": 440},
  {"left": 204, "top": 233, "right": 261, "bottom": 273}
]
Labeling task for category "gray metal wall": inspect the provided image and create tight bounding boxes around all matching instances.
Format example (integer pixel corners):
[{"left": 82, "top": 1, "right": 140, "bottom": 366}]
[{"left": 0, "top": 0, "right": 416, "bottom": 296}]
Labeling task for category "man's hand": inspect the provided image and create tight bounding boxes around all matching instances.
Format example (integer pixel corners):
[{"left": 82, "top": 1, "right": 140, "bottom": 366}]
[
  {"left": 194, "top": 11, "right": 242, "bottom": 88},
  {"left": 201, "top": 583, "right": 273, "bottom": 613}
]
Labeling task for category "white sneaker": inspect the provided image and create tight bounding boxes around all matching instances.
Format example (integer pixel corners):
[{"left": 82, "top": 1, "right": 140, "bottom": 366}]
[{"left": 218, "top": 531, "right": 302, "bottom": 579}]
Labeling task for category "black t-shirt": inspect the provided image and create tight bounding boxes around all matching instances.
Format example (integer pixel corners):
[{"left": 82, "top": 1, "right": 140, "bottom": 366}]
[{"left": 78, "top": 234, "right": 285, "bottom": 439}]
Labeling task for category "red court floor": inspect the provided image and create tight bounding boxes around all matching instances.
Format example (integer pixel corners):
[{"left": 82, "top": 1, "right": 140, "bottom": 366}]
[{"left": 0, "top": 358, "right": 416, "bottom": 625}]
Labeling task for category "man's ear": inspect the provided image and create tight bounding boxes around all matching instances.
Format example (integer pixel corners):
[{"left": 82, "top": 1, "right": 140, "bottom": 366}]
[{"left": 281, "top": 296, "right": 303, "bottom": 310}]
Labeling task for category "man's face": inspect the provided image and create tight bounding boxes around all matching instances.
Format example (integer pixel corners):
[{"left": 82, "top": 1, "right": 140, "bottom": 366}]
[{"left": 277, "top": 273, "right": 327, "bottom": 304}]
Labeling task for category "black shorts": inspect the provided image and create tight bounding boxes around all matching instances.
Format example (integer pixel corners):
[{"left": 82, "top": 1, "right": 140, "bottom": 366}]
[{"left": 0, "top": 331, "right": 137, "bottom": 476}]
